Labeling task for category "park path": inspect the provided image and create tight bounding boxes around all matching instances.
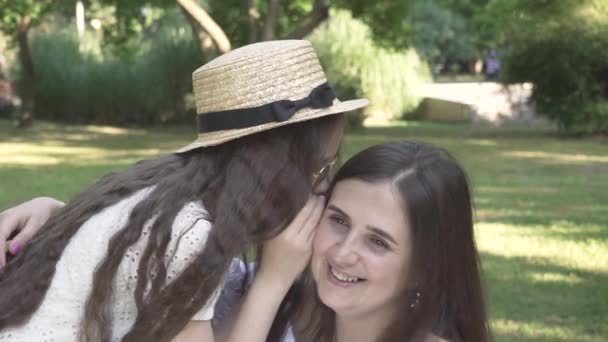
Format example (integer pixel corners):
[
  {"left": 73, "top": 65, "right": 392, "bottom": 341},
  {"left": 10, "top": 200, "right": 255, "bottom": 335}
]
[{"left": 417, "top": 82, "right": 545, "bottom": 125}]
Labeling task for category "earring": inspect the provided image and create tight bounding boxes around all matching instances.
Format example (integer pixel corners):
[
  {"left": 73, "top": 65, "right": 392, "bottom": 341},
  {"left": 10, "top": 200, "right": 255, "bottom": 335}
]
[{"left": 410, "top": 291, "right": 421, "bottom": 308}]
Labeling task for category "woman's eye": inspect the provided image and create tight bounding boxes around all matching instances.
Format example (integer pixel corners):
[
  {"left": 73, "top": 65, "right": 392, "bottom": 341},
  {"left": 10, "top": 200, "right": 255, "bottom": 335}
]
[
  {"left": 330, "top": 215, "right": 346, "bottom": 225},
  {"left": 328, "top": 215, "right": 349, "bottom": 233},
  {"left": 370, "top": 237, "right": 389, "bottom": 249}
]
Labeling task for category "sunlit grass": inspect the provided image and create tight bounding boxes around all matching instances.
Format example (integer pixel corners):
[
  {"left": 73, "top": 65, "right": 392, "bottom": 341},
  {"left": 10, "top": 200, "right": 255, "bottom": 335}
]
[
  {"left": 477, "top": 222, "right": 607, "bottom": 273},
  {"left": 1, "top": 119, "right": 606, "bottom": 341},
  {"left": 492, "top": 318, "right": 602, "bottom": 342},
  {"left": 0, "top": 143, "right": 165, "bottom": 165},
  {"left": 501, "top": 150, "right": 608, "bottom": 163}
]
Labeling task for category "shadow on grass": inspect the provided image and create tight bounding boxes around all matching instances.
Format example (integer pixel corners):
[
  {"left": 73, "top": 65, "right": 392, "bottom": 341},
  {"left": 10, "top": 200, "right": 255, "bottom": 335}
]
[
  {"left": 473, "top": 184, "right": 608, "bottom": 230},
  {"left": 482, "top": 252, "right": 608, "bottom": 342},
  {"left": 0, "top": 119, "right": 193, "bottom": 151}
]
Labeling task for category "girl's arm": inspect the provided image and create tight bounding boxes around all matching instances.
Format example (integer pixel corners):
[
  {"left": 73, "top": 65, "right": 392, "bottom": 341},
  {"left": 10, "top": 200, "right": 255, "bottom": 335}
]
[
  {"left": 172, "top": 321, "right": 215, "bottom": 342},
  {"left": 224, "top": 195, "right": 325, "bottom": 342}
]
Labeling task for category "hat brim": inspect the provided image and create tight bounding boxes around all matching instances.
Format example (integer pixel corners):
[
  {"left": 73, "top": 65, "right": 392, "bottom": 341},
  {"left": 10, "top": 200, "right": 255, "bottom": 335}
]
[{"left": 176, "top": 98, "right": 369, "bottom": 152}]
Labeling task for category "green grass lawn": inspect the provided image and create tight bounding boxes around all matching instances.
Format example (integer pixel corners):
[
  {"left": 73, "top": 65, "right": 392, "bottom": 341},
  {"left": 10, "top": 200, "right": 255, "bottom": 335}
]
[{"left": 1, "top": 119, "right": 607, "bottom": 341}]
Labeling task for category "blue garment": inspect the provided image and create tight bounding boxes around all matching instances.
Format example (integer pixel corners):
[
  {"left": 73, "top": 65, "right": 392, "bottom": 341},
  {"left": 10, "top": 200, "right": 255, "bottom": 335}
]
[{"left": 213, "top": 259, "right": 295, "bottom": 342}]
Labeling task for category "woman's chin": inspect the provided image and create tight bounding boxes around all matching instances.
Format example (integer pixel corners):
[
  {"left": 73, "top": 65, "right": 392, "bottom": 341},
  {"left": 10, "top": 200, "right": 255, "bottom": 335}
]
[
  {"left": 315, "top": 267, "right": 362, "bottom": 314},
  {"left": 317, "top": 289, "right": 343, "bottom": 313}
]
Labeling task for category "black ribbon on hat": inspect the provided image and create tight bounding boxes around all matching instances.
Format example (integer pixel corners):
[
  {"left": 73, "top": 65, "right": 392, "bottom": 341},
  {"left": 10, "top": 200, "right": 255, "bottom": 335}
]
[{"left": 197, "top": 82, "right": 336, "bottom": 133}]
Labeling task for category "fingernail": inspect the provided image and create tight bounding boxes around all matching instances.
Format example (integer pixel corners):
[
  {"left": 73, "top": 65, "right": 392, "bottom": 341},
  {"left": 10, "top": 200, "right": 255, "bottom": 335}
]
[{"left": 9, "top": 241, "right": 22, "bottom": 256}]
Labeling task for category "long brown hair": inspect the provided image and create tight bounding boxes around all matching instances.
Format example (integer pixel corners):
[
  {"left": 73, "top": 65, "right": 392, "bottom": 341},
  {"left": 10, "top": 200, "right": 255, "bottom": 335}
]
[
  {"left": 270, "top": 141, "right": 491, "bottom": 342},
  {"left": 0, "top": 114, "right": 344, "bottom": 342}
]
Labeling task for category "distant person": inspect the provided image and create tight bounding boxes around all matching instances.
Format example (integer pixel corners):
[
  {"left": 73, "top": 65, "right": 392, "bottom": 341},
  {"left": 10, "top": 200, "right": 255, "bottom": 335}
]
[{"left": 484, "top": 49, "right": 500, "bottom": 81}]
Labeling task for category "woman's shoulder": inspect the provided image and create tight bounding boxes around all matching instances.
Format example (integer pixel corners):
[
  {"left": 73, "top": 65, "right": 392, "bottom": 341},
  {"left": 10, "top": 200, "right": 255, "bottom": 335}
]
[{"left": 213, "top": 259, "right": 257, "bottom": 324}]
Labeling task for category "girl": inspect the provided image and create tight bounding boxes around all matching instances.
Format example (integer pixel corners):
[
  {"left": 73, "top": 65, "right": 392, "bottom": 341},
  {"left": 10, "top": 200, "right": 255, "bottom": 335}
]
[{"left": 0, "top": 39, "right": 367, "bottom": 342}]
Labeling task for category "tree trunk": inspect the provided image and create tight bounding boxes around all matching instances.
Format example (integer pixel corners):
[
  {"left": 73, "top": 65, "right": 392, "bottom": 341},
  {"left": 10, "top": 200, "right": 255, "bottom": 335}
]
[
  {"left": 76, "top": 0, "right": 86, "bottom": 37},
  {"left": 261, "top": 0, "right": 282, "bottom": 41},
  {"left": 180, "top": 5, "right": 216, "bottom": 61},
  {"left": 285, "top": 0, "right": 330, "bottom": 39},
  {"left": 16, "top": 16, "right": 35, "bottom": 128},
  {"left": 247, "top": 0, "right": 260, "bottom": 43},
  {"left": 176, "top": 0, "right": 231, "bottom": 54}
]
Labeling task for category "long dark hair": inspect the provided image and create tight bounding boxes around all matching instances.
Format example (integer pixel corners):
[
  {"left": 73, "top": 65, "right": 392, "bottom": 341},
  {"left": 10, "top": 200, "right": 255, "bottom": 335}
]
[
  {"left": 0, "top": 114, "right": 344, "bottom": 342},
  {"left": 270, "top": 141, "right": 491, "bottom": 342}
]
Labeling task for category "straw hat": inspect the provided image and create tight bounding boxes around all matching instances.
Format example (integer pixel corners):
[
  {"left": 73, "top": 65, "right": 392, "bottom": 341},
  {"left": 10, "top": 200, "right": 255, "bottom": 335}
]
[{"left": 176, "top": 40, "right": 369, "bottom": 152}]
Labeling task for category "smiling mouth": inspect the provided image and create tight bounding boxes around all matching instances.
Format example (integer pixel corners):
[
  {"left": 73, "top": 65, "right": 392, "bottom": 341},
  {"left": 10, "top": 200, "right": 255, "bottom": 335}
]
[{"left": 328, "top": 264, "right": 366, "bottom": 285}]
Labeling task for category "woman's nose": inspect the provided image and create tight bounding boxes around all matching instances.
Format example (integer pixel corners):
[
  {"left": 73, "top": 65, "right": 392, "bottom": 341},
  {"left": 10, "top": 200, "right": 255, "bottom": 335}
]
[{"left": 331, "top": 236, "right": 359, "bottom": 266}]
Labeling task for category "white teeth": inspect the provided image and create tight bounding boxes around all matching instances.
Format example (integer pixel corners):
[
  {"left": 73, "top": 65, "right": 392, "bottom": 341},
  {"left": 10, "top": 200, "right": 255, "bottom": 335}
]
[{"left": 330, "top": 266, "right": 360, "bottom": 283}]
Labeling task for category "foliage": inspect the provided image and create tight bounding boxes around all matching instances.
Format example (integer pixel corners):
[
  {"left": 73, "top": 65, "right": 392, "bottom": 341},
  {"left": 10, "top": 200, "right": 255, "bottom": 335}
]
[
  {"left": 2, "top": 1, "right": 427, "bottom": 127},
  {"left": 28, "top": 11, "right": 201, "bottom": 125},
  {"left": 310, "top": 10, "right": 430, "bottom": 125},
  {"left": 0, "top": 0, "right": 73, "bottom": 126},
  {"left": 334, "top": 0, "right": 412, "bottom": 49},
  {"left": 203, "top": 0, "right": 317, "bottom": 46},
  {"left": 410, "top": 0, "right": 476, "bottom": 66},
  {"left": 76, "top": 0, "right": 416, "bottom": 52},
  {"left": 499, "top": 0, "right": 608, "bottom": 133},
  {"left": 0, "top": 0, "right": 57, "bottom": 37},
  {"left": 79, "top": 0, "right": 175, "bottom": 59}
]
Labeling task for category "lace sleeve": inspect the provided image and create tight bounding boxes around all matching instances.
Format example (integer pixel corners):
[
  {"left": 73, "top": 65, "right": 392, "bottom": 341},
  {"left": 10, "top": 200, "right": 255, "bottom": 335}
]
[{"left": 163, "top": 202, "right": 219, "bottom": 321}]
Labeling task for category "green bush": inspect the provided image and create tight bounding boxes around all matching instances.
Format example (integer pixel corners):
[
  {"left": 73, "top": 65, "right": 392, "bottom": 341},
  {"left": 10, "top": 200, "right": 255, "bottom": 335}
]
[
  {"left": 28, "top": 17, "right": 201, "bottom": 125},
  {"left": 501, "top": 8, "right": 608, "bottom": 133},
  {"left": 310, "top": 10, "right": 431, "bottom": 126},
  {"left": 410, "top": 0, "right": 476, "bottom": 68}
]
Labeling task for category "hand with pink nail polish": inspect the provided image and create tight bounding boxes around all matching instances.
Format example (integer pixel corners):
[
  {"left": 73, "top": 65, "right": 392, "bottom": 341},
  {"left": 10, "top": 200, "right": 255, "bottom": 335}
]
[{"left": 0, "top": 197, "right": 65, "bottom": 269}]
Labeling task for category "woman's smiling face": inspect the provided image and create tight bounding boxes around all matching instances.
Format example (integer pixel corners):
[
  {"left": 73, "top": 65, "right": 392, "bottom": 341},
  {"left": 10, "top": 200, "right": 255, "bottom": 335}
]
[{"left": 311, "top": 178, "right": 413, "bottom": 319}]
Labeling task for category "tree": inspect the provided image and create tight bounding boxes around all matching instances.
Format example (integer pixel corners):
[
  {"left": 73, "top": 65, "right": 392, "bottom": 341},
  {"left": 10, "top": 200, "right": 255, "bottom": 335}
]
[
  {"left": 206, "top": 0, "right": 330, "bottom": 47},
  {"left": 497, "top": 0, "right": 608, "bottom": 132},
  {"left": 92, "top": 0, "right": 331, "bottom": 59},
  {"left": 207, "top": 0, "right": 415, "bottom": 51},
  {"left": 410, "top": 0, "right": 475, "bottom": 70},
  {"left": 177, "top": 0, "right": 230, "bottom": 55},
  {"left": 97, "top": 0, "right": 414, "bottom": 58},
  {"left": 83, "top": 0, "right": 229, "bottom": 60},
  {"left": 0, "top": 0, "right": 58, "bottom": 127},
  {"left": 1, "top": 0, "right": 417, "bottom": 127},
  {"left": 336, "top": 0, "right": 412, "bottom": 49}
]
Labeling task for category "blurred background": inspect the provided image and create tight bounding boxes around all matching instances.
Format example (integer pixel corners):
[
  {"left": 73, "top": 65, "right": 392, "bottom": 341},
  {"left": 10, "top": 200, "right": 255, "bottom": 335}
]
[{"left": 0, "top": 1, "right": 606, "bottom": 341}]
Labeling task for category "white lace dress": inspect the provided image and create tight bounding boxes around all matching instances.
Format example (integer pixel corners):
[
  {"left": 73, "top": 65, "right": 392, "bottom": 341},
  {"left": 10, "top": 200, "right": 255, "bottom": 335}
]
[{"left": 0, "top": 187, "right": 220, "bottom": 342}]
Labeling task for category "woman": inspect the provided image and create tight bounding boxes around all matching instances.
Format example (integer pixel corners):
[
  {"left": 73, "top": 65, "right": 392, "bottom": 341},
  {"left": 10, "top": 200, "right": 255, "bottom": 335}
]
[
  {"left": 3, "top": 142, "right": 491, "bottom": 342},
  {"left": 224, "top": 142, "right": 491, "bottom": 342},
  {"left": 0, "top": 39, "right": 368, "bottom": 342}
]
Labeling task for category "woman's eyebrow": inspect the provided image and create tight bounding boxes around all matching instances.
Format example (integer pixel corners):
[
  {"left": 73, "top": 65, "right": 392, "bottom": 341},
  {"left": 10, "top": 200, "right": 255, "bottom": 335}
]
[
  {"left": 326, "top": 204, "right": 350, "bottom": 220},
  {"left": 367, "top": 226, "right": 398, "bottom": 246}
]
